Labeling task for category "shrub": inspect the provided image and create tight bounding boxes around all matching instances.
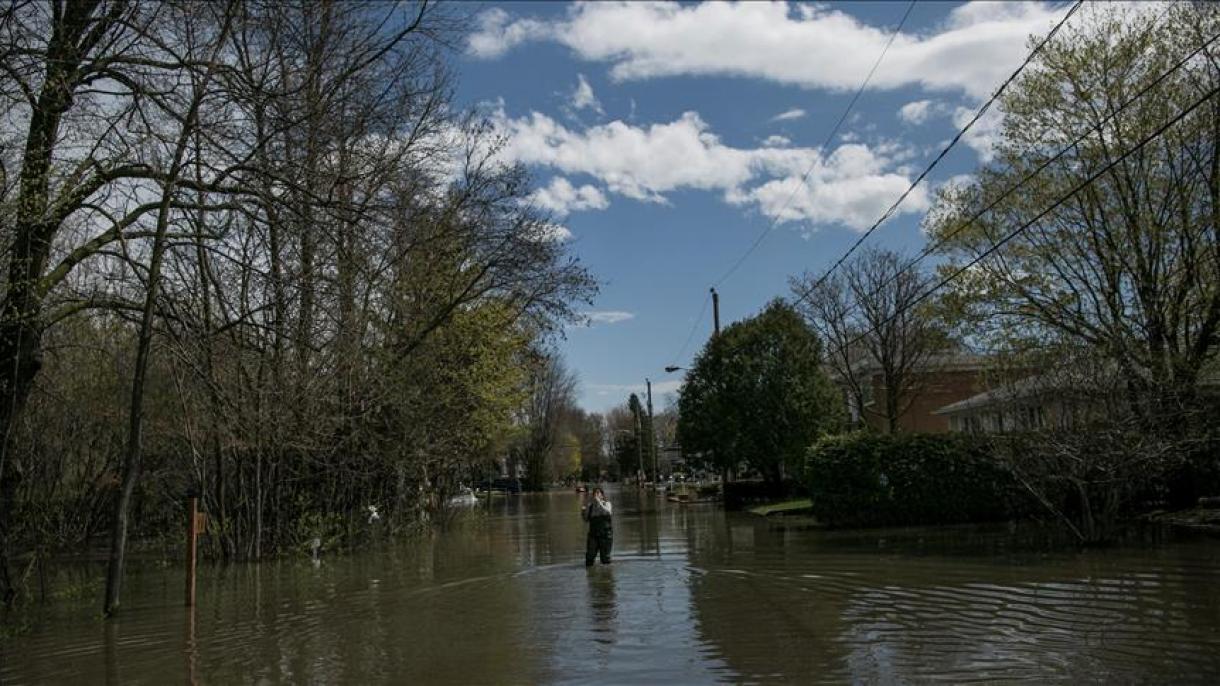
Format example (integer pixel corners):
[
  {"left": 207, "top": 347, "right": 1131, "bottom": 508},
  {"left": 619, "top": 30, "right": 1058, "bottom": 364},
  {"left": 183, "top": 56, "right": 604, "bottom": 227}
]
[
  {"left": 723, "top": 480, "right": 801, "bottom": 510},
  {"left": 806, "top": 433, "right": 1021, "bottom": 528}
]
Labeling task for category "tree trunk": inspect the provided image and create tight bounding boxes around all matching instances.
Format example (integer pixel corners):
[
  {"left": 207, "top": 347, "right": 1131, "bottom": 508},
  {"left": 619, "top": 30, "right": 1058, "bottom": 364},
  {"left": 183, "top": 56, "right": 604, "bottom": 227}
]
[
  {"left": 0, "top": 0, "right": 100, "bottom": 607},
  {"left": 104, "top": 6, "right": 234, "bottom": 613}
]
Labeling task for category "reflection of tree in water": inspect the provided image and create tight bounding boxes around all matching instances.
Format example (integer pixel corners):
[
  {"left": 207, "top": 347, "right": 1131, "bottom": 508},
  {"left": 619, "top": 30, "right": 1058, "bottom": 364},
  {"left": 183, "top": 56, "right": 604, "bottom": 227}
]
[
  {"left": 686, "top": 517, "right": 851, "bottom": 682},
  {"left": 179, "top": 516, "right": 548, "bottom": 684},
  {"left": 607, "top": 487, "right": 661, "bottom": 559},
  {"left": 586, "top": 567, "right": 618, "bottom": 651},
  {"left": 686, "top": 521, "right": 1220, "bottom": 683}
]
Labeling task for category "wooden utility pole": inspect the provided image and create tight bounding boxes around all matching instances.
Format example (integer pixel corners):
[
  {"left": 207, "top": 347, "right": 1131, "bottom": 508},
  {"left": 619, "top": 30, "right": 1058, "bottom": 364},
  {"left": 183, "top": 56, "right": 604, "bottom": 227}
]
[
  {"left": 646, "top": 378, "right": 657, "bottom": 485},
  {"left": 634, "top": 410, "right": 645, "bottom": 487},
  {"left": 710, "top": 287, "right": 725, "bottom": 491}
]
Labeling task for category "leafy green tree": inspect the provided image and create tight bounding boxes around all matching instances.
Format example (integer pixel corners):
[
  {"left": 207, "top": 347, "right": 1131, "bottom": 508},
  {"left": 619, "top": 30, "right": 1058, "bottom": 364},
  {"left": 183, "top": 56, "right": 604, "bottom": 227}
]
[
  {"left": 921, "top": 4, "right": 1220, "bottom": 542},
  {"left": 605, "top": 404, "right": 637, "bottom": 481},
  {"left": 385, "top": 299, "right": 529, "bottom": 511},
  {"left": 678, "top": 300, "right": 844, "bottom": 486},
  {"left": 611, "top": 427, "right": 641, "bottom": 482},
  {"left": 514, "top": 352, "right": 578, "bottom": 492},
  {"left": 923, "top": 2, "right": 1220, "bottom": 417},
  {"left": 626, "top": 393, "right": 657, "bottom": 480}
]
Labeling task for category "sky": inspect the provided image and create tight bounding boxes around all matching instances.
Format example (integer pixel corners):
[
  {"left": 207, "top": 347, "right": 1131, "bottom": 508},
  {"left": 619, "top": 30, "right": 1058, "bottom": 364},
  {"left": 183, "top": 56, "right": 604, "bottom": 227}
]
[{"left": 451, "top": 1, "right": 1074, "bottom": 414}]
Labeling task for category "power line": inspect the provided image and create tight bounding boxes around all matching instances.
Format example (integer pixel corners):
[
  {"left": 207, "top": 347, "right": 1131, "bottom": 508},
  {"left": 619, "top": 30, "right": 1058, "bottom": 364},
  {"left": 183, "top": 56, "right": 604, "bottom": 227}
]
[
  {"left": 791, "top": 18, "right": 1219, "bottom": 314},
  {"left": 711, "top": 0, "right": 916, "bottom": 288},
  {"left": 818, "top": 80, "right": 1219, "bottom": 368},
  {"left": 669, "top": 291, "right": 711, "bottom": 367},
  {"left": 802, "top": 0, "right": 1084, "bottom": 297},
  {"left": 692, "top": 0, "right": 1082, "bottom": 367},
  {"left": 678, "top": 0, "right": 1199, "bottom": 377}
]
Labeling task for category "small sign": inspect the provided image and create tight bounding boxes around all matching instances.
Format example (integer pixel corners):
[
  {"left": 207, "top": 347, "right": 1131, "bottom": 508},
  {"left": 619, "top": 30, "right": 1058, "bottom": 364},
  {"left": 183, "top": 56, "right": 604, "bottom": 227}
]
[{"left": 194, "top": 512, "right": 208, "bottom": 534}]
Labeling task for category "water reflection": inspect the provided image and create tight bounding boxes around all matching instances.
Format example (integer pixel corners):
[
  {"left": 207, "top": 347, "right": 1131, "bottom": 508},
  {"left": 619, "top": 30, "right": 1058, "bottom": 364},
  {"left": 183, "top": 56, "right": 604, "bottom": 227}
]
[
  {"left": 4, "top": 490, "right": 1220, "bottom": 684},
  {"left": 184, "top": 604, "right": 197, "bottom": 686},
  {"left": 687, "top": 521, "right": 1220, "bottom": 683},
  {"left": 103, "top": 618, "right": 119, "bottom": 686},
  {"left": 585, "top": 567, "right": 618, "bottom": 645}
]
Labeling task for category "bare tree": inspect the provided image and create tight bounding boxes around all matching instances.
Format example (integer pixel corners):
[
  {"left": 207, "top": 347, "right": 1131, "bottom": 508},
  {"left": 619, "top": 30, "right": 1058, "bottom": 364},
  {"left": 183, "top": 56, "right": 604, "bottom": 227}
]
[
  {"left": 103, "top": 0, "right": 237, "bottom": 616},
  {"left": 0, "top": 0, "right": 596, "bottom": 607},
  {"left": 0, "top": 0, "right": 202, "bottom": 607},
  {"left": 793, "top": 247, "right": 944, "bottom": 433},
  {"left": 988, "top": 347, "right": 1213, "bottom": 544}
]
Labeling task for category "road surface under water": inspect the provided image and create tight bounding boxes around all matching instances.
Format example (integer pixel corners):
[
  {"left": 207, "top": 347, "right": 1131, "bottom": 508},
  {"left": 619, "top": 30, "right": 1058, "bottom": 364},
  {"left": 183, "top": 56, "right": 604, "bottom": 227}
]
[{"left": 3, "top": 486, "right": 1220, "bottom": 684}]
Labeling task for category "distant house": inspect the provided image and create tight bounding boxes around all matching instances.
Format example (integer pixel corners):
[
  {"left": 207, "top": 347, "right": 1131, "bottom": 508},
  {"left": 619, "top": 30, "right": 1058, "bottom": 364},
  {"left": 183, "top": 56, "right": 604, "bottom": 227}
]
[
  {"left": 936, "top": 368, "right": 1220, "bottom": 434},
  {"left": 659, "top": 444, "right": 684, "bottom": 476},
  {"left": 839, "top": 353, "right": 990, "bottom": 434}
]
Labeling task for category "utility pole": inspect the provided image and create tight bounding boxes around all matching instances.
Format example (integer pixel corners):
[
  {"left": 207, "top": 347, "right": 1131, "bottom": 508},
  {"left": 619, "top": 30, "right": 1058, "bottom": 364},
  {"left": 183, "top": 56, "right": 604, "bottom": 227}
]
[
  {"left": 646, "top": 378, "right": 657, "bottom": 486},
  {"left": 633, "top": 410, "right": 644, "bottom": 487},
  {"left": 710, "top": 286, "right": 725, "bottom": 490}
]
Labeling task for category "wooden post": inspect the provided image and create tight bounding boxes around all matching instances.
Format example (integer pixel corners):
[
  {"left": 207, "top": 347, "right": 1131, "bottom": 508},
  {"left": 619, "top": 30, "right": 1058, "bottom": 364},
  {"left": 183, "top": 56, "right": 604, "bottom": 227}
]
[{"left": 186, "top": 496, "right": 198, "bottom": 607}]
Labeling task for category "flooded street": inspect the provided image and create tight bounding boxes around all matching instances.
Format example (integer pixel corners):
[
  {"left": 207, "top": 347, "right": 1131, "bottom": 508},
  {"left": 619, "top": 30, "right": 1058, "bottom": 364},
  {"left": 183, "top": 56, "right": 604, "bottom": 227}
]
[{"left": 4, "top": 487, "right": 1220, "bottom": 684}]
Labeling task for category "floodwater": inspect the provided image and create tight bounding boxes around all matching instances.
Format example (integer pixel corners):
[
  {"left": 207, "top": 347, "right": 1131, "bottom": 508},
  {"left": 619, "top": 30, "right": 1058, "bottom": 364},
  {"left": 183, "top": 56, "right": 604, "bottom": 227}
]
[{"left": 3, "top": 487, "right": 1220, "bottom": 684}]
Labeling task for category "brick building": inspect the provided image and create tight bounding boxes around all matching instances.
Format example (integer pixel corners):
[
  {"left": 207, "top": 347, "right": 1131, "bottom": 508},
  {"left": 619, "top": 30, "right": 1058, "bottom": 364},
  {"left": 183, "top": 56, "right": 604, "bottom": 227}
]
[{"left": 842, "top": 353, "right": 989, "bottom": 434}]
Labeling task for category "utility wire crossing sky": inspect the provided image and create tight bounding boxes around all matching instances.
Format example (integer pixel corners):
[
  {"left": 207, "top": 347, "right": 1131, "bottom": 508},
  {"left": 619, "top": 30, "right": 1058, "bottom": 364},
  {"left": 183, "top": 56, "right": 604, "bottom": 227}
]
[{"left": 453, "top": 0, "right": 1089, "bottom": 412}]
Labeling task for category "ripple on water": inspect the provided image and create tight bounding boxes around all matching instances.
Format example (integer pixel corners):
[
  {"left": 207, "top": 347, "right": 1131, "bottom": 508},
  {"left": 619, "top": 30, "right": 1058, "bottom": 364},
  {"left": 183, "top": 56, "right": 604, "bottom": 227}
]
[{"left": 4, "top": 495, "right": 1220, "bottom": 685}]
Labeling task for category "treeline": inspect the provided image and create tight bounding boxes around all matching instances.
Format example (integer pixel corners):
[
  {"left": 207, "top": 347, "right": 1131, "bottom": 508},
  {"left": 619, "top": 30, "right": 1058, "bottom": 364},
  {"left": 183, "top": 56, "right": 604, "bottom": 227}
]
[{"left": 0, "top": 1, "right": 595, "bottom": 610}]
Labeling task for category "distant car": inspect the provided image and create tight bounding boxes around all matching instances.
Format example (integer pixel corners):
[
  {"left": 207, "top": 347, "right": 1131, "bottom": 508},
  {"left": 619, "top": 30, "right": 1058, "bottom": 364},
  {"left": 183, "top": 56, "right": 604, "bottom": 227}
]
[
  {"left": 575, "top": 484, "right": 587, "bottom": 493},
  {"left": 447, "top": 487, "right": 478, "bottom": 507}
]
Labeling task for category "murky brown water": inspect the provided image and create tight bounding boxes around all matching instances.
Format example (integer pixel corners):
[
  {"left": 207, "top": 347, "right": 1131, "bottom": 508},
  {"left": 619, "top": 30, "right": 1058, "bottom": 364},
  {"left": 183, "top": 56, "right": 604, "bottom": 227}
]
[{"left": 3, "top": 487, "right": 1220, "bottom": 684}]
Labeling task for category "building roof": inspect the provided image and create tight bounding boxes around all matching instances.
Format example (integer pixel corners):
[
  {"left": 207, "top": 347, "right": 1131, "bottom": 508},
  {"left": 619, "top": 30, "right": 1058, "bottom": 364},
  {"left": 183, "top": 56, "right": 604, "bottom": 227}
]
[
  {"left": 829, "top": 351, "right": 988, "bottom": 381},
  {"left": 933, "top": 374, "right": 1058, "bottom": 416},
  {"left": 932, "top": 354, "right": 1220, "bottom": 418}
]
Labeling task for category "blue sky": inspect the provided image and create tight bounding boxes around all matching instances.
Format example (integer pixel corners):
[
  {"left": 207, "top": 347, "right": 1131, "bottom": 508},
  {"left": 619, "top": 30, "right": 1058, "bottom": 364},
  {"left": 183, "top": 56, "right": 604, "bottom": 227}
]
[{"left": 451, "top": 1, "right": 1072, "bottom": 413}]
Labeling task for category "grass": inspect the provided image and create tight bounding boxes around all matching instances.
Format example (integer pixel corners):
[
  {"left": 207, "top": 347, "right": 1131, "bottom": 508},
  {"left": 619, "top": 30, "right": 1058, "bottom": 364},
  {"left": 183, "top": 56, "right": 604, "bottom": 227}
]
[{"left": 747, "top": 499, "right": 813, "bottom": 517}]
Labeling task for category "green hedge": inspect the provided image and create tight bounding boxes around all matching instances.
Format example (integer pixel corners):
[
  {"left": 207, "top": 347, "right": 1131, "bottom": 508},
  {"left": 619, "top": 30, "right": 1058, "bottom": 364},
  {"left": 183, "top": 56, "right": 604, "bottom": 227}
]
[{"left": 806, "top": 433, "right": 1020, "bottom": 528}]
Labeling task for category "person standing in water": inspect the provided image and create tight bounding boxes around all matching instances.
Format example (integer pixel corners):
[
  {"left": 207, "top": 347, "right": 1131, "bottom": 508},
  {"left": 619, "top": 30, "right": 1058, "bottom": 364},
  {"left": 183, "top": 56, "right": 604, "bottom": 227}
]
[{"left": 582, "top": 487, "right": 613, "bottom": 566}]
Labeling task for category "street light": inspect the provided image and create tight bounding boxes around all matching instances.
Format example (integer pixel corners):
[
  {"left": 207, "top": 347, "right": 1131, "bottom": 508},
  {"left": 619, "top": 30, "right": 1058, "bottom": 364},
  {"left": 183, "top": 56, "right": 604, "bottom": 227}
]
[{"left": 664, "top": 366, "right": 684, "bottom": 373}]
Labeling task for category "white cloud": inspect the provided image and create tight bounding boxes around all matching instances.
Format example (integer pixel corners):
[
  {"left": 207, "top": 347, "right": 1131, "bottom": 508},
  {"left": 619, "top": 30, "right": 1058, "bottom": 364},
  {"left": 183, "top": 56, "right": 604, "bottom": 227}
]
[
  {"left": 761, "top": 135, "right": 791, "bottom": 147},
  {"left": 499, "top": 110, "right": 754, "bottom": 203},
  {"left": 898, "top": 99, "right": 935, "bottom": 125},
  {"left": 517, "top": 222, "right": 568, "bottom": 242},
  {"left": 582, "top": 310, "right": 635, "bottom": 325},
  {"left": 467, "top": 8, "right": 550, "bottom": 58},
  {"left": 952, "top": 104, "right": 1005, "bottom": 162},
  {"left": 528, "top": 222, "right": 573, "bottom": 243},
  {"left": 493, "top": 107, "right": 927, "bottom": 230},
  {"left": 469, "top": 2, "right": 1071, "bottom": 98},
  {"left": 570, "top": 74, "right": 603, "bottom": 115},
  {"left": 770, "top": 108, "right": 806, "bottom": 122},
  {"left": 528, "top": 176, "right": 610, "bottom": 216},
  {"left": 938, "top": 173, "right": 977, "bottom": 191}
]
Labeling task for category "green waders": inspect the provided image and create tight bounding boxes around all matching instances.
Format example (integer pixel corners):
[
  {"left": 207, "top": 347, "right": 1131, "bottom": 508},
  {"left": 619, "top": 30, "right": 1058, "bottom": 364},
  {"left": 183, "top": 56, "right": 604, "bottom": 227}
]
[{"left": 585, "top": 515, "right": 612, "bottom": 566}]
